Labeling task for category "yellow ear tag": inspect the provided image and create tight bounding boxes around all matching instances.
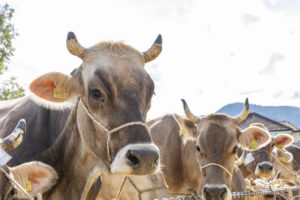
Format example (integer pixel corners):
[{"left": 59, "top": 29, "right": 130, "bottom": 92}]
[
  {"left": 277, "top": 143, "right": 284, "bottom": 149},
  {"left": 26, "top": 180, "right": 32, "bottom": 192},
  {"left": 179, "top": 129, "right": 185, "bottom": 136},
  {"left": 249, "top": 140, "right": 258, "bottom": 150},
  {"left": 53, "top": 88, "right": 68, "bottom": 99},
  {"left": 281, "top": 157, "right": 287, "bottom": 163}
]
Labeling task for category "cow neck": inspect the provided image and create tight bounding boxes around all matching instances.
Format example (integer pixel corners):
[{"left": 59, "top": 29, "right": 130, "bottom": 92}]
[{"left": 38, "top": 100, "right": 100, "bottom": 199}]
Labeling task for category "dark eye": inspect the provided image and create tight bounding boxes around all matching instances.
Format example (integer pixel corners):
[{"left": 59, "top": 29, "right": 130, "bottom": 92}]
[
  {"left": 232, "top": 146, "right": 238, "bottom": 154},
  {"left": 9, "top": 188, "right": 16, "bottom": 197},
  {"left": 90, "top": 89, "right": 104, "bottom": 101},
  {"left": 196, "top": 145, "right": 201, "bottom": 155},
  {"left": 271, "top": 143, "right": 275, "bottom": 148}
]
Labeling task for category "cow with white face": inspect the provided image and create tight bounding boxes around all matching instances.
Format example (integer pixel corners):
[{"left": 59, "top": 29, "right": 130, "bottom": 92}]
[
  {"left": 0, "top": 119, "right": 58, "bottom": 200},
  {"left": 173, "top": 99, "right": 271, "bottom": 200}
]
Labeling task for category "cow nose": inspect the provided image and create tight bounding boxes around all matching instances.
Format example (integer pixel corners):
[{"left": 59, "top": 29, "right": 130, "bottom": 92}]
[
  {"left": 126, "top": 148, "right": 159, "bottom": 175},
  {"left": 203, "top": 186, "right": 227, "bottom": 200},
  {"left": 258, "top": 162, "right": 273, "bottom": 172}
]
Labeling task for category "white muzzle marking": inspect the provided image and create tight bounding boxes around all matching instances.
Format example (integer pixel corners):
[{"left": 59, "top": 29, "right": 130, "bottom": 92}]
[{"left": 110, "top": 143, "right": 160, "bottom": 175}]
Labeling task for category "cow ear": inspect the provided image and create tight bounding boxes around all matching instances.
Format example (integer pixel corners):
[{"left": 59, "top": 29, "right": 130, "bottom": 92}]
[
  {"left": 273, "top": 134, "right": 294, "bottom": 149},
  {"left": 281, "top": 151, "right": 293, "bottom": 163},
  {"left": 10, "top": 161, "right": 58, "bottom": 197},
  {"left": 238, "top": 126, "right": 271, "bottom": 151},
  {"left": 173, "top": 113, "right": 198, "bottom": 141},
  {"left": 274, "top": 149, "right": 293, "bottom": 163},
  {"left": 30, "top": 72, "right": 80, "bottom": 103}
]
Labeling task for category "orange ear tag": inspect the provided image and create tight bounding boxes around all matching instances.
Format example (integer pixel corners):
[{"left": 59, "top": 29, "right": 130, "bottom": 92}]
[
  {"left": 26, "top": 180, "right": 32, "bottom": 192},
  {"left": 53, "top": 88, "right": 68, "bottom": 99},
  {"left": 249, "top": 140, "right": 258, "bottom": 150},
  {"left": 277, "top": 143, "right": 284, "bottom": 149}
]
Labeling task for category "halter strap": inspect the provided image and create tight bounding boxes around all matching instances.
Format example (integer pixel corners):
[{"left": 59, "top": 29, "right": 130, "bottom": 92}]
[
  {"left": 0, "top": 166, "right": 34, "bottom": 200},
  {"left": 79, "top": 98, "right": 149, "bottom": 163},
  {"left": 201, "top": 163, "right": 233, "bottom": 178}
]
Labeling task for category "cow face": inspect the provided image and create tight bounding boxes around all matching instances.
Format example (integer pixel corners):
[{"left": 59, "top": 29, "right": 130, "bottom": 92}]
[
  {"left": 29, "top": 32, "right": 162, "bottom": 176},
  {"left": 240, "top": 132, "right": 294, "bottom": 179},
  {"left": 174, "top": 99, "right": 271, "bottom": 200}
]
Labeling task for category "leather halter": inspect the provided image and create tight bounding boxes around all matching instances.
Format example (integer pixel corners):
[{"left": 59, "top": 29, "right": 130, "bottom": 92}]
[{"left": 79, "top": 97, "right": 149, "bottom": 163}]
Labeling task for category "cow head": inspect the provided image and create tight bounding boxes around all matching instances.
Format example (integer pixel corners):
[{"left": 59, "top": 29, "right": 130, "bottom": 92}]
[
  {"left": 29, "top": 32, "right": 162, "bottom": 176},
  {"left": 0, "top": 120, "right": 58, "bottom": 200},
  {"left": 239, "top": 131, "right": 294, "bottom": 179},
  {"left": 174, "top": 99, "right": 271, "bottom": 200}
]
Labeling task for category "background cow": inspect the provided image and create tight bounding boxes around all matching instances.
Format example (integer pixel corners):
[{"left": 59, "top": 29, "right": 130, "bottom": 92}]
[
  {"left": 0, "top": 32, "right": 163, "bottom": 199},
  {"left": 0, "top": 119, "right": 58, "bottom": 200},
  {"left": 150, "top": 99, "right": 271, "bottom": 200}
]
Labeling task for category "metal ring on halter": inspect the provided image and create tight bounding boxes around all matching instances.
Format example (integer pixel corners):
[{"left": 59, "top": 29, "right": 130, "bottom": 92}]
[
  {"left": 79, "top": 97, "right": 149, "bottom": 163},
  {"left": 201, "top": 163, "right": 233, "bottom": 178}
]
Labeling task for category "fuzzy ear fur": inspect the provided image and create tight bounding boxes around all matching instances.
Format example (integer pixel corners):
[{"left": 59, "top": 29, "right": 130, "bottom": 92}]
[
  {"left": 30, "top": 72, "right": 80, "bottom": 104},
  {"left": 274, "top": 149, "right": 293, "bottom": 163},
  {"left": 173, "top": 113, "right": 198, "bottom": 141},
  {"left": 238, "top": 126, "right": 271, "bottom": 151},
  {"left": 9, "top": 161, "right": 58, "bottom": 198},
  {"left": 273, "top": 134, "right": 294, "bottom": 149}
]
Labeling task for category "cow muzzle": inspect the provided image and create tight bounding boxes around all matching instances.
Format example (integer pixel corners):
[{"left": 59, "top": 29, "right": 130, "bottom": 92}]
[
  {"left": 202, "top": 184, "right": 231, "bottom": 200},
  {"left": 110, "top": 143, "right": 160, "bottom": 175},
  {"left": 255, "top": 161, "right": 274, "bottom": 178}
]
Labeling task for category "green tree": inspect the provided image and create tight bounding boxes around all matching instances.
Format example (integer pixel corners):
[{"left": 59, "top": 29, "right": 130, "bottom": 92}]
[{"left": 0, "top": 3, "right": 25, "bottom": 100}]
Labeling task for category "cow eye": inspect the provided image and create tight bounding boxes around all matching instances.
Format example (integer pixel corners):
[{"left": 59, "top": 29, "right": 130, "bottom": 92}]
[
  {"left": 232, "top": 146, "right": 238, "bottom": 154},
  {"left": 196, "top": 145, "right": 201, "bottom": 155},
  {"left": 271, "top": 143, "right": 275, "bottom": 147},
  {"left": 90, "top": 89, "right": 104, "bottom": 102},
  {"left": 9, "top": 188, "right": 16, "bottom": 197}
]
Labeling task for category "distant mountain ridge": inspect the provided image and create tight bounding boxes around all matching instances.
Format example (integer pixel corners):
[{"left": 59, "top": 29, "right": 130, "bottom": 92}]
[{"left": 217, "top": 103, "right": 300, "bottom": 128}]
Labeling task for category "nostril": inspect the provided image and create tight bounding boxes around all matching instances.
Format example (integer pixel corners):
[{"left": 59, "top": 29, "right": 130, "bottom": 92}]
[
  {"left": 258, "top": 164, "right": 263, "bottom": 170},
  {"left": 126, "top": 150, "right": 139, "bottom": 168},
  {"left": 220, "top": 187, "right": 227, "bottom": 198},
  {"left": 269, "top": 165, "right": 273, "bottom": 170},
  {"left": 203, "top": 187, "right": 209, "bottom": 199},
  {"left": 153, "top": 156, "right": 159, "bottom": 167}
]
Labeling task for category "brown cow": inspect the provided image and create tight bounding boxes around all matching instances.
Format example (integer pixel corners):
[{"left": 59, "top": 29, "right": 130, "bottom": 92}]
[
  {"left": 0, "top": 119, "right": 58, "bottom": 200},
  {"left": 1, "top": 32, "right": 162, "bottom": 199},
  {"left": 239, "top": 132, "right": 294, "bottom": 179},
  {"left": 150, "top": 99, "right": 271, "bottom": 200}
]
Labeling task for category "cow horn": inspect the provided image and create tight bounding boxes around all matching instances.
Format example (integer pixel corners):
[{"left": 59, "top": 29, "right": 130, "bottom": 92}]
[
  {"left": 143, "top": 34, "right": 162, "bottom": 63},
  {"left": 0, "top": 119, "right": 26, "bottom": 152},
  {"left": 235, "top": 150, "right": 246, "bottom": 166},
  {"left": 66, "top": 32, "right": 86, "bottom": 59},
  {"left": 234, "top": 98, "right": 249, "bottom": 124},
  {"left": 181, "top": 99, "right": 198, "bottom": 123}
]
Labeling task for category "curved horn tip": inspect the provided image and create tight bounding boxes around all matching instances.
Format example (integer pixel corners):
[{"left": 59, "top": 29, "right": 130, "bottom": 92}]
[
  {"left": 155, "top": 34, "right": 162, "bottom": 44},
  {"left": 67, "top": 32, "right": 77, "bottom": 41},
  {"left": 16, "top": 119, "right": 26, "bottom": 131},
  {"left": 245, "top": 98, "right": 249, "bottom": 108}
]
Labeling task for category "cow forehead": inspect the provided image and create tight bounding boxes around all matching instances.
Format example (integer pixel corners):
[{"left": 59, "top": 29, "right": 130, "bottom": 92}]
[
  {"left": 199, "top": 121, "right": 237, "bottom": 153},
  {"left": 84, "top": 41, "right": 144, "bottom": 65}
]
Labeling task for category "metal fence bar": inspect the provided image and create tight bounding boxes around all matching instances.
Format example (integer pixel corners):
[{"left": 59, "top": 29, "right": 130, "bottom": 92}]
[{"left": 154, "top": 185, "right": 300, "bottom": 200}]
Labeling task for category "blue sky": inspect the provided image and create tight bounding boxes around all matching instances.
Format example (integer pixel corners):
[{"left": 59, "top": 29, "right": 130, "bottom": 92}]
[{"left": 3, "top": 0, "right": 300, "bottom": 119}]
